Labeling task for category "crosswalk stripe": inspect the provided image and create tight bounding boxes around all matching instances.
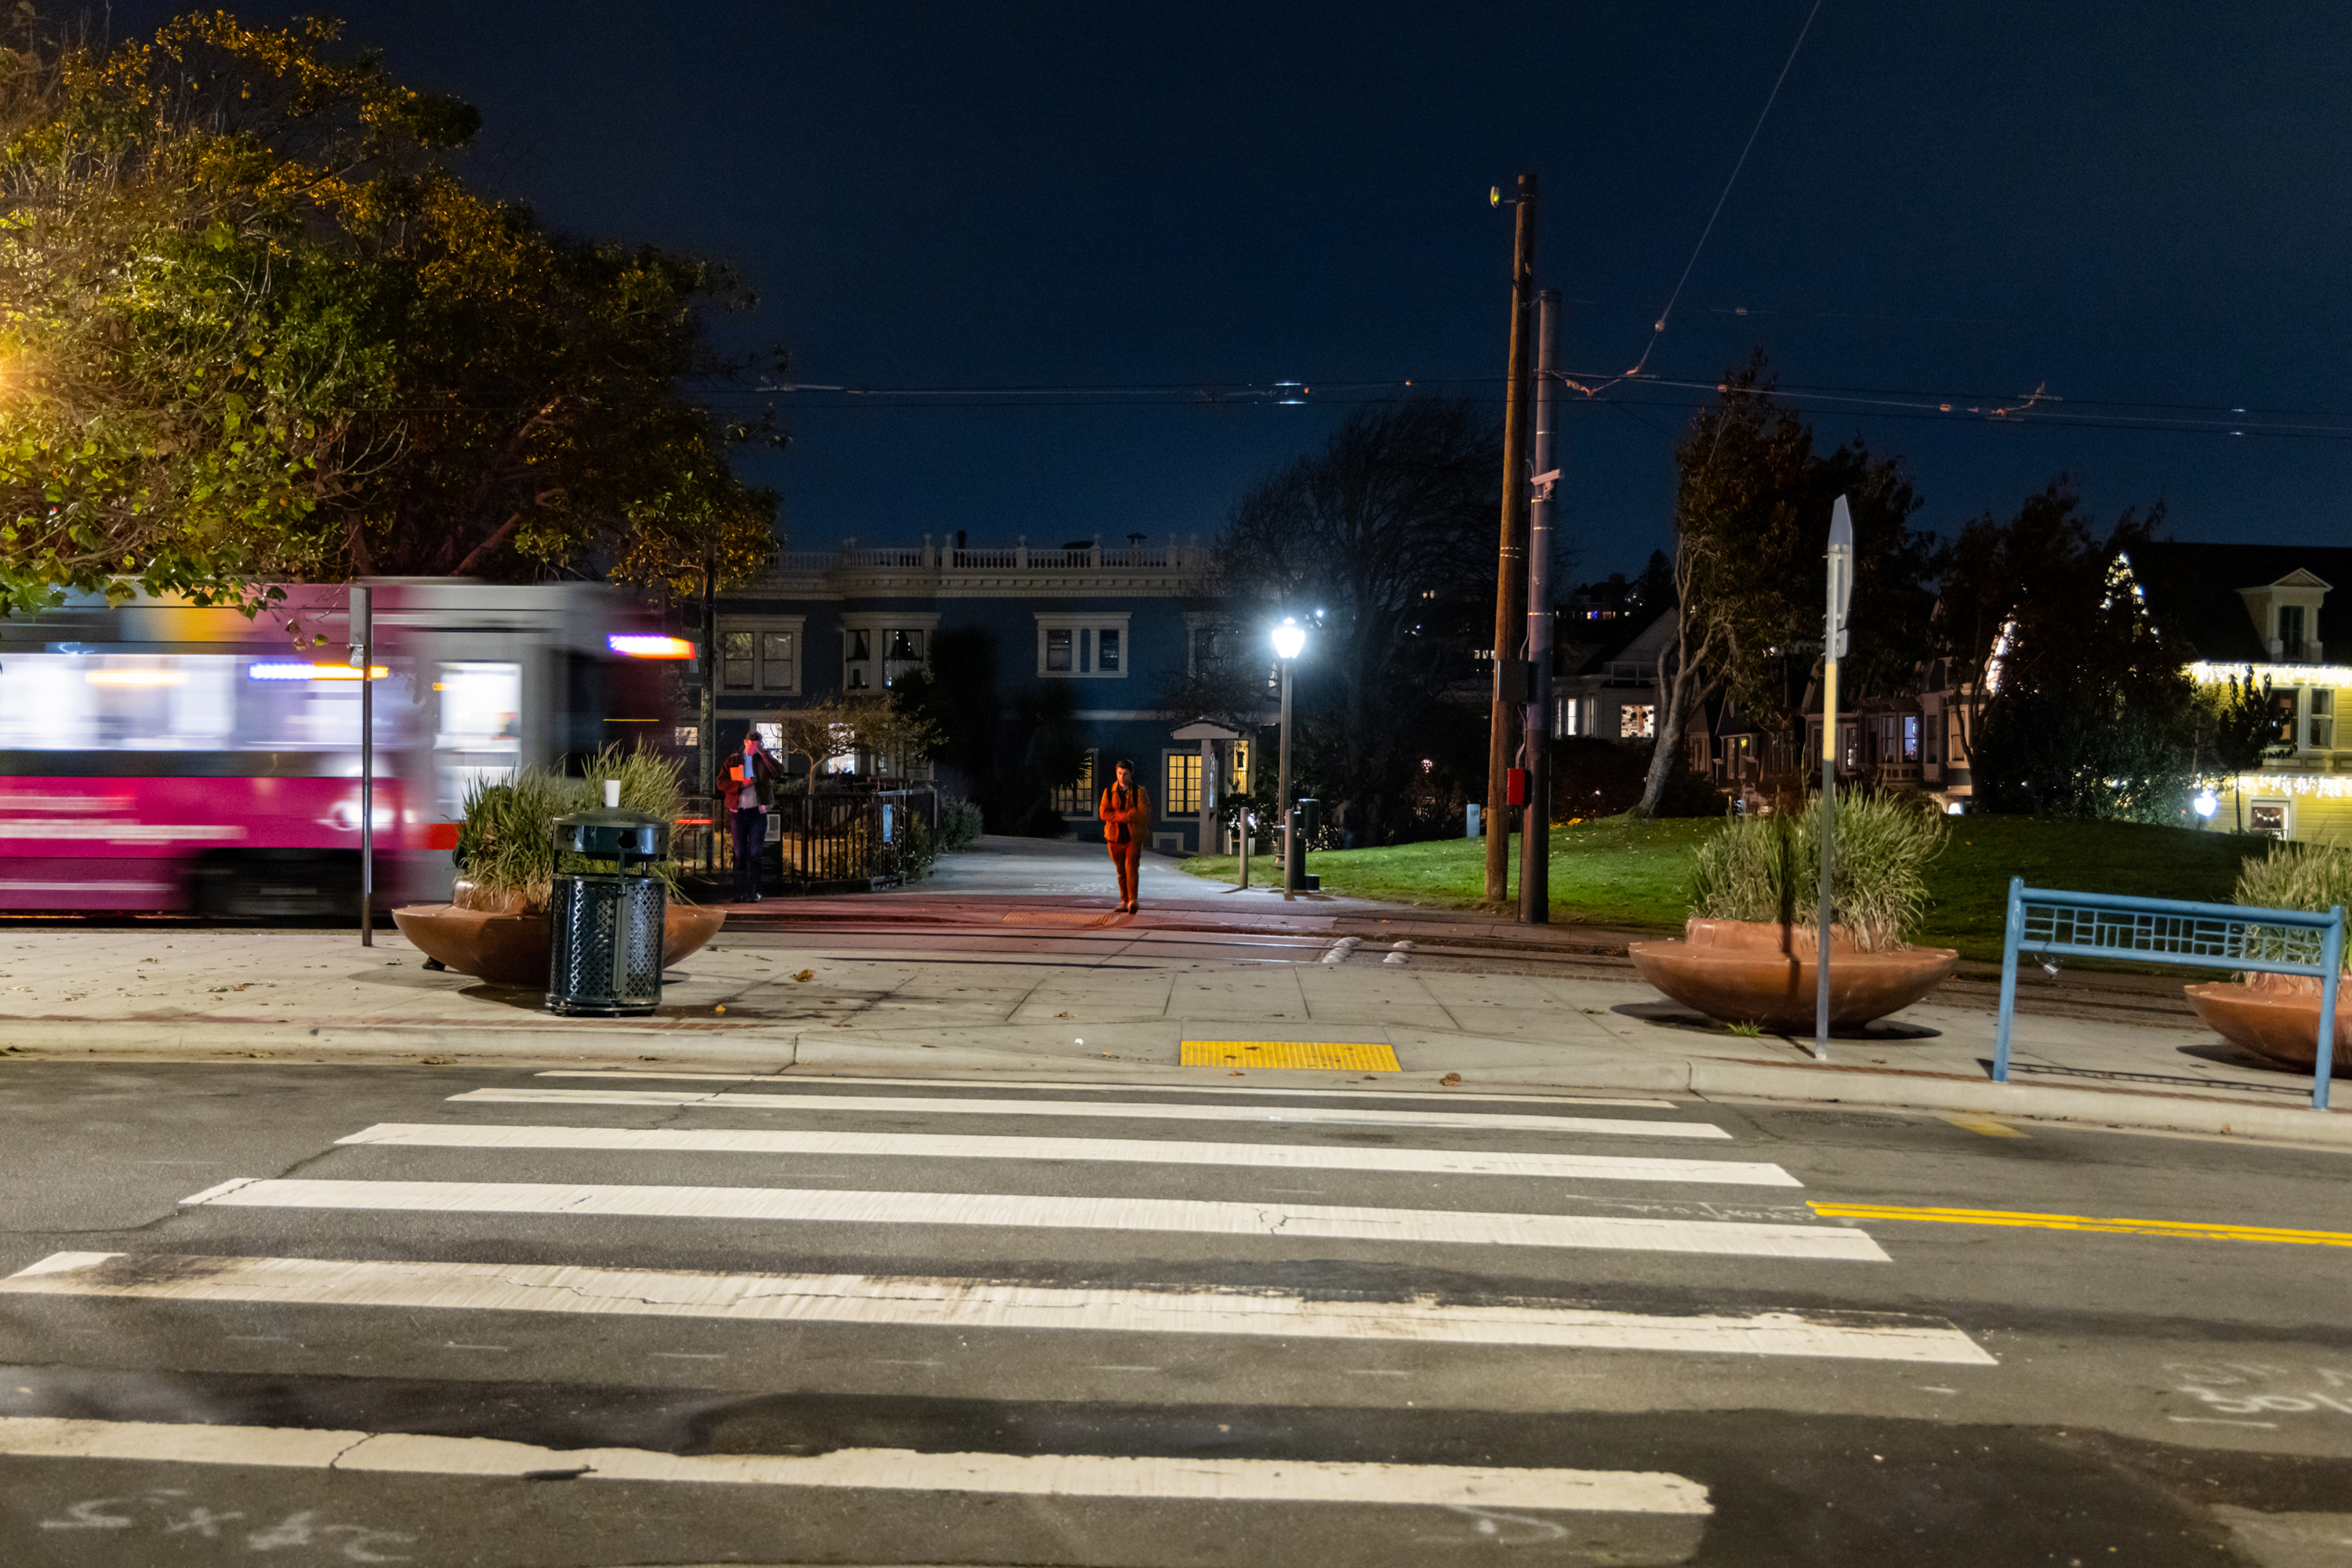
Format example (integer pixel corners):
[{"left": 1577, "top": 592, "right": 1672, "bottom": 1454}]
[
  {"left": 336, "top": 1123, "right": 1799, "bottom": 1186},
  {"left": 179, "top": 1178, "right": 1885, "bottom": 1259},
  {"left": 1, "top": 1252, "right": 1992, "bottom": 1363},
  {"left": 0, "top": 1416, "right": 1711, "bottom": 1512},
  {"left": 535, "top": 1070, "right": 1682, "bottom": 1110},
  {"left": 451, "top": 1088, "right": 1732, "bottom": 1139}
]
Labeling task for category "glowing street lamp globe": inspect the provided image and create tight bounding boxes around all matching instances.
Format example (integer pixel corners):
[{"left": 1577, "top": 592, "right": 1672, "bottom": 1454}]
[{"left": 1270, "top": 619, "right": 1306, "bottom": 660}]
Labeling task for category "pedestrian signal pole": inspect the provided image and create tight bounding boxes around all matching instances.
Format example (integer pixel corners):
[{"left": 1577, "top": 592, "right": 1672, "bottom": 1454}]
[{"left": 1813, "top": 497, "right": 1854, "bottom": 1060}]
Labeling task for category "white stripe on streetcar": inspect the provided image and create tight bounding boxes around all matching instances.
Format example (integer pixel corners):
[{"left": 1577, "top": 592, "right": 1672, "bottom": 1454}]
[
  {"left": 2, "top": 1252, "right": 1989, "bottom": 1363},
  {"left": 448, "top": 1088, "right": 1732, "bottom": 1139},
  {"left": 176, "top": 1178, "right": 1882, "bottom": 1259},
  {"left": 338, "top": 1123, "right": 1798, "bottom": 1186},
  {"left": 0, "top": 1416, "right": 1710, "bottom": 1512},
  {"left": 533, "top": 1069, "right": 1681, "bottom": 1110}
]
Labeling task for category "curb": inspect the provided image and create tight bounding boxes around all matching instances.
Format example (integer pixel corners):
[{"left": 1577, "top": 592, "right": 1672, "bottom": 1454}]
[{"left": 5, "top": 1018, "right": 2344, "bottom": 1149}]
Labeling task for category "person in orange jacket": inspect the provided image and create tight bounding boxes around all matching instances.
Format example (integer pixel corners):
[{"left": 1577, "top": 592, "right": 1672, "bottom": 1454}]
[{"left": 1098, "top": 758, "right": 1149, "bottom": 913}]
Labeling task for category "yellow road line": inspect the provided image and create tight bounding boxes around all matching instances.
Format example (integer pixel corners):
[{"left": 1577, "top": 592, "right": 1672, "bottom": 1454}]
[
  {"left": 1937, "top": 1114, "right": 2027, "bottom": 1138},
  {"left": 1809, "top": 1202, "right": 2352, "bottom": 1248},
  {"left": 1181, "top": 1040, "right": 1401, "bottom": 1073}
]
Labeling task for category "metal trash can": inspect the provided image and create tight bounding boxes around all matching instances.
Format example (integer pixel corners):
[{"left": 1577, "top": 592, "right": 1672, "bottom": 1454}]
[
  {"left": 1287, "top": 799, "right": 1321, "bottom": 892},
  {"left": 546, "top": 791, "right": 670, "bottom": 1017}
]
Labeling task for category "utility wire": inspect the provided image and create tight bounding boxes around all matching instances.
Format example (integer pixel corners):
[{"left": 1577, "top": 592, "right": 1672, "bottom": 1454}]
[{"left": 1607, "top": 0, "right": 1827, "bottom": 387}]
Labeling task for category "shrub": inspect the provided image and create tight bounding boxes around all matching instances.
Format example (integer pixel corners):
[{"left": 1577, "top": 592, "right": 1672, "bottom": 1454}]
[
  {"left": 453, "top": 746, "right": 690, "bottom": 908},
  {"left": 1689, "top": 792, "right": 1947, "bottom": 950},
  {"left": 936, "top": 796, "right": 984, "bottom": 852},
  {"left": 2234, "top": 841, "right": 2352, "bottom": 971},
  {"left": 881, "top": 812, "right": 938, "bottom": 884}
]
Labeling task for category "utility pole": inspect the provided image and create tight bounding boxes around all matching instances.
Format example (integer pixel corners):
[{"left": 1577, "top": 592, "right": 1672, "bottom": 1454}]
[
  {"left": 1519, "top": 289, "right": 1559, "bottom": 924},
  {"left": 1484, "top": 173, "right": 1536, "bottom": 903}
]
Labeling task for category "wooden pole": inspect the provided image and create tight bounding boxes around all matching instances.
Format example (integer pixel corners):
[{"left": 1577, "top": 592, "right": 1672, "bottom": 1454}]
[{"left": 1484, "top": 173, "right": 1537, "bottom": 903}]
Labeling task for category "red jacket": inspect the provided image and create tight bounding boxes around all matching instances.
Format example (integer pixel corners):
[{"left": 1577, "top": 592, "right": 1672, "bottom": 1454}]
[
  {"left": 720, "top": 749, "right": 784, "bottom": 811},
  {"left": 1098, "top": 782, "right": 1150, "bottom": 844}
]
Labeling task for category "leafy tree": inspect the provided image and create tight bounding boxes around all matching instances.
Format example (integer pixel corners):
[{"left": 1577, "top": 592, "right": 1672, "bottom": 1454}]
[
  {"left": 0, "top": 9, "right": 775, "bottom": 619},
  {"left": 2194, "top": 667, "right": 2279, "bottom": 780},
  {"left": 770, "top": 697, "right": 857, "bottom": 784},
  {"left": 1944, "top": 481, "right": 2195, "bottom": 821},
  {"left": 1189, "top": 398, "right": 1501, "bottom": 846},
  {"left": 895, "top": 632, "right": 1088, "bottom": 837},
  {"left": 1642, "top": 357, "right": 1937, "bottom": 812}
]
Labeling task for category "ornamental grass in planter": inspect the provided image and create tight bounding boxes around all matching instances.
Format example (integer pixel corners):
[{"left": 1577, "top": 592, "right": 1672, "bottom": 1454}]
[
  {"left": 394, "top": 747, "right": 724, "bottom": 986},
  {"left": 1630, "top": 794, "right": 1958, "bottom": 1032},
  {"left": 2183, "top": 840, "right": 2352, "bottom": 1071}
]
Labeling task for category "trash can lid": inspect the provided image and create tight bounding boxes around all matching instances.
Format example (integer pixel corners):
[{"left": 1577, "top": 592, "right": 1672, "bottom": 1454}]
[{"left": 551, "top": 808, "right": 669, "bottom": 857}]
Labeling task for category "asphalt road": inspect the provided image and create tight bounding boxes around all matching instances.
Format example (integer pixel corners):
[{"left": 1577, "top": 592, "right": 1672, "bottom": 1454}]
[{"left": 0, "top": 1059, "right": 2347, "bottom": 1566}]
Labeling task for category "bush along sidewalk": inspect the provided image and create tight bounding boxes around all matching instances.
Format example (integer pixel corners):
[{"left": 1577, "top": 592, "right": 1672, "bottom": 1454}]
[{"left": 1632, "top": 793, "right": 1958, "bottom": 1033}]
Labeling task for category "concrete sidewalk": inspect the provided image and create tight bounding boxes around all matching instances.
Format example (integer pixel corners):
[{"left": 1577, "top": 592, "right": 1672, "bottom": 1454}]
[{"left": 2, "top": 904, "right": 2343, "bottom": 1149}]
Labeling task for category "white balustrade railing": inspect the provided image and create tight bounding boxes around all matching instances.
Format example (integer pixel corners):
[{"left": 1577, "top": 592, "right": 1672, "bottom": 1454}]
[{"left": 764, "top": 539, "right": 1208, "bottom": 577}]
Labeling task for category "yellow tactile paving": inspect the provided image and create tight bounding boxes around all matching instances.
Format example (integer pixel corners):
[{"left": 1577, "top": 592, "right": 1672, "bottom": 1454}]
[{"left": 1181, "top": 1040, "right": 1401, "bottom": 1073}]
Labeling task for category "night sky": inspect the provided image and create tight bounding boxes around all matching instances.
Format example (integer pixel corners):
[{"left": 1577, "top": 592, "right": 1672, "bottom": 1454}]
[{"left": 113, "top": 2, "right": 2352, "bottom": 579}]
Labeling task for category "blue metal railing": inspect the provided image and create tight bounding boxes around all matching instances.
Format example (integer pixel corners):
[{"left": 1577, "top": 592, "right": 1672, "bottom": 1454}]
[{"left": 1993, "top": 878, "right": 2347, "bottom": 1111}]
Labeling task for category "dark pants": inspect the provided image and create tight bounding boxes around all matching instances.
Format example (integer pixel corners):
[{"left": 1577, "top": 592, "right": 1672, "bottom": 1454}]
[
  {"left": 1108, "top": 838, "right": 1141, "bottom": 906},
  {"left": 733, "top": 808, "right": 766, "bottom": 900}
]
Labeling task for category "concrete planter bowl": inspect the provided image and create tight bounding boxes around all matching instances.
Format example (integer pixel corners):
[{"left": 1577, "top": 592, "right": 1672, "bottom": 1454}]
[
  {"left": 392, "top": 883, "right": 726, "bottom": 989},
  {"left": 1628, "top": 917, "right": 1958, "bottom": 1033},
  {"left": 2183, "top": 971, "right": 2352, "bottom": 1073}
]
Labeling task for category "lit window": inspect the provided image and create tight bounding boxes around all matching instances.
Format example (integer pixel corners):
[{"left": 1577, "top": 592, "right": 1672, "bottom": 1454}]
[
  {"left": 2311, "top": 688, "right": 2335, "bottom": 750},
  {"left": 1620, "top": 705, "right": 1655, "bottom": 740},
  {"left": 1165, "top": 753, "right": 1201, "bottom": 815},
  {"left": 1901, "top": 716, "right": 1920, "bottom": 762},
  {"left": 1053, "top": 750, "right": 1097, "bottom": 815}
]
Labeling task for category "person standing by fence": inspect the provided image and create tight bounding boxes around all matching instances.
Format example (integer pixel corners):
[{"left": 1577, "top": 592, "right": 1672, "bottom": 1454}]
[
  {"left": 1099, "top": 757, "right": 1149, "bottom": 913},
  {"left": 720, "top": 732, "right": 784, "bottom": 902}
]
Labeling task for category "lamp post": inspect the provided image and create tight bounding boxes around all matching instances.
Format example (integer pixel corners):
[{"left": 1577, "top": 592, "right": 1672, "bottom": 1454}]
[{"left": 1271, "top": 618, "right": 1306, "bottom": 901}]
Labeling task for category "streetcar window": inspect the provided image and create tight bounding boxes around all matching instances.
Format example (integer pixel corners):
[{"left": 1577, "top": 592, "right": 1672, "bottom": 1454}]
[{"left": 434, "top": 662, "right": 521, "bottom": 817}]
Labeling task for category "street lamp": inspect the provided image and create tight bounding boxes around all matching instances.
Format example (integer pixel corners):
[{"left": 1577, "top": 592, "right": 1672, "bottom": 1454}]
[{"left": 1271, "top": 619, "right": 1306, "bottom": 900}]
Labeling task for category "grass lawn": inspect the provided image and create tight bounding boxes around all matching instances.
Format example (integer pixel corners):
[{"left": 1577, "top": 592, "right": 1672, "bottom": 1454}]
[{"left": 1180, "top": 812, "right": 2275, "bottom": 962}]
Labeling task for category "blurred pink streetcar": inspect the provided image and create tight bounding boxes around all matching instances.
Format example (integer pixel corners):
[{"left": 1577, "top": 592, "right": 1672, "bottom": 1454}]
[{"left": 0, "top": 581, "right": 689, "bottom": 917}]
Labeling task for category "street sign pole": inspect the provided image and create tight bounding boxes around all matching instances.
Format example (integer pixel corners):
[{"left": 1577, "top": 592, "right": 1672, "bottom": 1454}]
[
  {"left": 354, "top": 584, "right": 374, "bottom": 948},
  {"left": 1814, "top": 498, "right": 1854, "bottom": 1060}
]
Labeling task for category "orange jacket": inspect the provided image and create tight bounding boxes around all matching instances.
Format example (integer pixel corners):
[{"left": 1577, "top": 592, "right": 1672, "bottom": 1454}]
[{"left": 1098, "top": 782, "right": 1150, "bottom": 844}]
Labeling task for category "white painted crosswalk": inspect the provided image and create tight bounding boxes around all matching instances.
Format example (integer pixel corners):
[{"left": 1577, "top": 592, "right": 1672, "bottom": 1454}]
[
  {"left": 445, "top": 1085, "right": 1737, "bottom": 1138},
  {"left": 0, "top": 1251, "right": 1994, "bottom": 1362},
  {"left": 176, "top": 1174, "right": 1889, "bottom": 1258},
  {"left": 0, "top": 1416, "right": 1712, "bottom": 1512},
  {"left": 337, "top": 1120, "right": 1801, "bottom": 1185},
  {"left": 1, "top": 1071, "right": 1994, "bottom": 1534}
]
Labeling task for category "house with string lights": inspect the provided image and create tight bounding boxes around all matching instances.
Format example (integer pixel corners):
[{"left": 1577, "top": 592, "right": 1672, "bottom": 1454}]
[{"left": 2127, "top": 542, "right": 2352, "bottom": 841}]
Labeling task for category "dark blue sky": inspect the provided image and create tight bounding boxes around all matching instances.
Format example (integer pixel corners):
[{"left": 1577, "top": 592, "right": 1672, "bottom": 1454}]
[{"left": 125, "top": 2, "right": 2352, "bottom": 579}]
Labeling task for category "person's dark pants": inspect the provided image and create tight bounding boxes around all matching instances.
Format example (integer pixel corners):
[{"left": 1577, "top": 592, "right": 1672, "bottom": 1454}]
[
  {"left": 1108, "top": 838, "right": 1141, "bottom": 907},
  {"left": 733, "top": 808, "right": 766, "bottom": 901}
]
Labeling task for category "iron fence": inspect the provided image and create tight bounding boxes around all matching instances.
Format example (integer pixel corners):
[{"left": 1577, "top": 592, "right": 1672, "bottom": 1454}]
[{"left": 677, "top": 785, "right": 940, "bottom": 891}]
